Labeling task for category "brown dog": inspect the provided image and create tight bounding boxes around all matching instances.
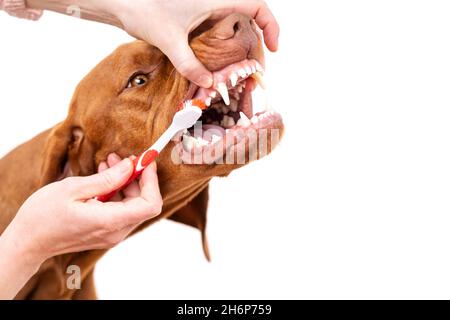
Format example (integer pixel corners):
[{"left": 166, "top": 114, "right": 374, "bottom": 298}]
[{"left": 0, "top": 14, "right": 284, "bottom": 299}]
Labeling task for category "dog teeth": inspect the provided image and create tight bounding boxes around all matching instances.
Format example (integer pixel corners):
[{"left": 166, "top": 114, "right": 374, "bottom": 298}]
[
  {"left": 237, "top": 85, "right": 243, "bottom": 93},
  {"left": 217, "top": 82, "right": 230, "bottom": 106},
  {"left": 252, "top": 72, "right": 267, "bottom": 90},
  {"left": 255, "top": 62, "right": 264, "bottom": 73},
  {"left": 244, "top": 66, "right": 252, "bottom": 76},
  {"left": 221, "top": 105, "right": 230, "bottom": 114},
  {"left": 238, "top": 69, "right": 247, "bottom": 78},
  {"left": 182, "top": 135, "right": 196, "bottom": 152},
  {"left": 251, "top": 116, "right": 259, "bottom": 124},
  {"left": 230, "top": 99, "right": 238, "bottom": 112},
  {"left": 221, "top": 116, "right": 235, "bottom": 129},
  {"left": 211, "top": 134, "right": 221, "bottom": 144},
  {"left": 237, "top": 112, "right": 251, "bottom": 127},
  {"left": 197, "top": 137, "right": 209, "bottom": 147},
  {"left": 209, "top": 91, "right": 217, "bottom": 99},
  {"left": 251, "top": 65, "right": 257, "bottom": 74},
  {"left": 230, "top": 73, "right": 239, "bottom": 87},
  {"left": 205, "top": 97, "right": 212, "bottom": 107}
]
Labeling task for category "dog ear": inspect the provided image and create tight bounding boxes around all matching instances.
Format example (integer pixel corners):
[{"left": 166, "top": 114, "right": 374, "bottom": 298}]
[
  {"left": 169, "top": 185, "right": 211, "bottom": 261},
  {"left": 40, "top": 123, "right": 96, "bottom": 187}
]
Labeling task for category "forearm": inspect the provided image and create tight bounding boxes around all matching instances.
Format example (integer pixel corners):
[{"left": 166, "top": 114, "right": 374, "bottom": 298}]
[
  {"left": 26, "top": 0, "right": 124, "bottom": 28},
  {"left": 0, "top": 227, "right": 43, "bottom": 300}
]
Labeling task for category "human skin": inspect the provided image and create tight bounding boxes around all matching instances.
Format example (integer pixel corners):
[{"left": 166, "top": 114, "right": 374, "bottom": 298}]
[
  {"left": 26, "top": 0, "right": 280, "bottom": 88},
  {"left": 0, "top": 157, "right": 162, "bottom": 299}
]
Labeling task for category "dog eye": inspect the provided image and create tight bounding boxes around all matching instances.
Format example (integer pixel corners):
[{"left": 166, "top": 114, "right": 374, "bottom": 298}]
[{"left": 127, "top": 74, "right": 148, "bottom": 88}]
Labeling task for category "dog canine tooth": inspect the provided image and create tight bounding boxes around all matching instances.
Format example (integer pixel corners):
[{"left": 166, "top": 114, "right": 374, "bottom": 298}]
[
  {"left": 252, "top": 72, "right": 267, "bottom": 90},
  {"left": 255, "top": 62, "right": 264, "bottom": 73},
  {"left": 230, "top": 73, "right": 239, "bottom": 87},
  {"left": 217, "top": 82, "right": 230, "bottom": 105},
  {"left": 237, "top": 112, "right": 251, "bottom": 127}
]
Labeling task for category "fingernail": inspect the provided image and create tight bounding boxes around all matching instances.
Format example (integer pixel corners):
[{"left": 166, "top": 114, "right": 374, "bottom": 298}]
[{"left": 199, "top": 74, "right": 213, "bottom": 88}]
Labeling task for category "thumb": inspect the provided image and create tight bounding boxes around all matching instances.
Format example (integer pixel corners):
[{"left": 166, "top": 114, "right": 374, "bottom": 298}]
[
  {"left": 70, "top": 159, "right": 133, "bottom": 200},
  {"left": 162, "top": 35, "right": 213, "bottom": 88}
]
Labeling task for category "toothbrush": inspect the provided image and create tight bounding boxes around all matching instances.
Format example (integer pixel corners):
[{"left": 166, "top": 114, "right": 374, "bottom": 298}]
[{"left": 96, "top": 99, "right": 206, "bottom": 202}]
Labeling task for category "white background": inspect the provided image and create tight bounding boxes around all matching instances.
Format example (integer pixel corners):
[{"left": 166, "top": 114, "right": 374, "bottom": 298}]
[{"left": 1, "top": 1, "right": 450, "bottom": 299}]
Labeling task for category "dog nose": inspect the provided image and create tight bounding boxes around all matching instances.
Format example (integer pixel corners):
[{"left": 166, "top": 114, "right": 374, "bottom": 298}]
[{"left": 214, "top": 13, "right": 257, "bottom": 43}]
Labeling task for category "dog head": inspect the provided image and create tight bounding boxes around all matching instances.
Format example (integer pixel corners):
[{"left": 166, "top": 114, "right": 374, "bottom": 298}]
[{"left": 40, "top": 14, "right": 284, "bottom": 259}]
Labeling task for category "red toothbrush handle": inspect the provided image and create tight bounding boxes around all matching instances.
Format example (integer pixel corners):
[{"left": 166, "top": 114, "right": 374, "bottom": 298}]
[{"left": 95, "top": 149, "right": 159, "bottom": 202}]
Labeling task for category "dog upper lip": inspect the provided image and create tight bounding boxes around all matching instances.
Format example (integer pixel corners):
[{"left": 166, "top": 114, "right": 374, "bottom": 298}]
[
  {"left": 184, "top": 83, "right": 199, "bottom": 101},
  {"left": 187, "top": 59, "right": 264, "bottom": 106},
  {"left": 183, "top": 58, "right": 264, "bottom": 104}
]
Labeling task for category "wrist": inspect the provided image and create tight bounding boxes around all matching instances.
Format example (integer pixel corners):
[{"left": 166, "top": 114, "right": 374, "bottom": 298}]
[
  {"left": 0, "top": 226, "right": 45, "bottom": 299},
  {"left": 105, "top": 0, "right": 140, "bottom": 32},
  {"left": 0, "top": 223, "right": 46, "bottom": 272}
]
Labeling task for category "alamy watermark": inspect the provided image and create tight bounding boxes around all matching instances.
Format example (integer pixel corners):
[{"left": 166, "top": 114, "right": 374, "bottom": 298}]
[{"left": 66, "top": 265, "right": 81, "bottom": 290}]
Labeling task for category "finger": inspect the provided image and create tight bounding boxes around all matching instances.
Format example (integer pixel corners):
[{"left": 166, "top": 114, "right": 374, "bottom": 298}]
[
  {"left": 161, "top": 34, "right": 213, "bottom": 88},
  {"left": 107, "top": 153, "right": 122, "bottom": 167},
  {"left": 108, "top": 154, "right": 140, "bottom": 198},
  {"left": 98, "top": 161, "right": 108, "bottom": 173},
  {"left": 252, "top": 1, "right": 280, "bottom": 52},
  {"left": 102, "top": 155, "right": 127, "bottom": 201},
  {"left": 70, "top": 159, "right": 133, "bottom": 199},
  {"left": 139, "top": 162, "right": 162, "bottom": 205},
  {"left": 123, "top": 180, "right": 140, "bottom": 198},
  {"left": 97, "top": 161, "right": 122, "bottom": 204},
  {"left": 96, "top": 196, "right": 162, "bottom": 228}
]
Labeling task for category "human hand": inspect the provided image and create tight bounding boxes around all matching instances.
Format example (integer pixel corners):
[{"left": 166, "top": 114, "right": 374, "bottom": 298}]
[
  {"left": 112, "top": 0, "right": 280, "bottom": 88},
  {"left": 2, "top": 153, "right": 162, "bottom": 267}
]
